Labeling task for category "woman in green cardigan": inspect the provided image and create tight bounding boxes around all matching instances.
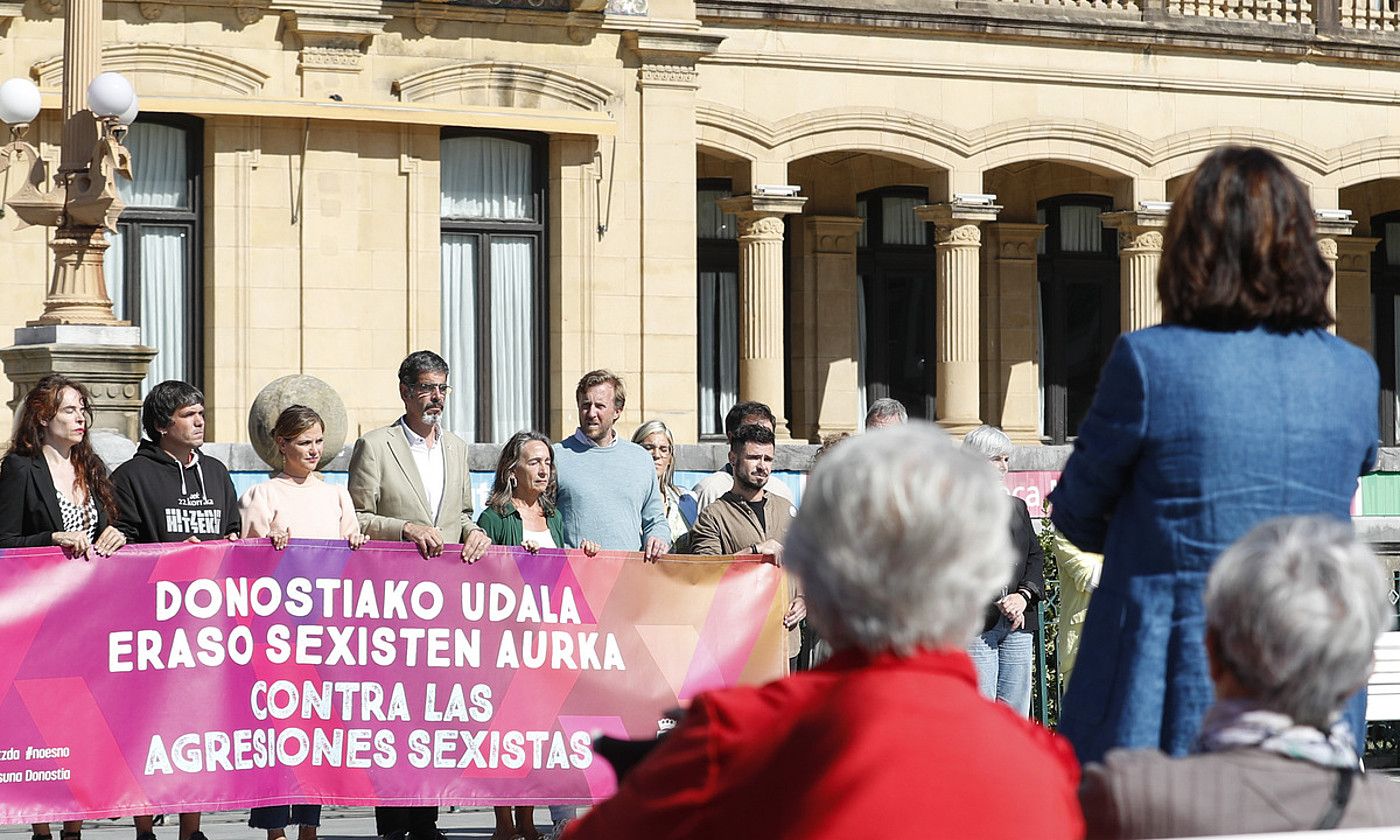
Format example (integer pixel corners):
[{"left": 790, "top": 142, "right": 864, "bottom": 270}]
[{"left": 478, "top": 430, "right": 598, "bottom": 840}]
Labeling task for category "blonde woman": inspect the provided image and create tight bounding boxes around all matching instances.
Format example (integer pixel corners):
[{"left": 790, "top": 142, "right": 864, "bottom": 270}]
[{"left": 632, "top": 420, "right": 698, "bottom": 553}]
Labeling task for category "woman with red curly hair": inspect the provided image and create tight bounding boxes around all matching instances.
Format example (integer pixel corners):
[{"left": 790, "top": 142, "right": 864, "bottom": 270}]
[{"left": 0, "top": 374, "right": 126, "bottom": 840}]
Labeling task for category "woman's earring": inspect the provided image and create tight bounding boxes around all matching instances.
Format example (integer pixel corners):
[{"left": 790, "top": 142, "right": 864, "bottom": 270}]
[{"left": 507, "top": 473, "right": 516, "bottom": 491}]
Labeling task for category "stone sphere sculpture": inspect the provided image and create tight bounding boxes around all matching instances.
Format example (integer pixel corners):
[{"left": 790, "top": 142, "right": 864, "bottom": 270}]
[{"left": 248, "top": 375, "right": 348, "bottom": 471}]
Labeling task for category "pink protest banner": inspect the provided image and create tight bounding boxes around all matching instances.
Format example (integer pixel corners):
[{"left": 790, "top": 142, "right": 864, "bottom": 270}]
[
  {"left": 1004, "top": 470, "right": 1059, "bottom": 518},
  {"left": 0, "top": 540, "right": 789, "bottom": 822}
]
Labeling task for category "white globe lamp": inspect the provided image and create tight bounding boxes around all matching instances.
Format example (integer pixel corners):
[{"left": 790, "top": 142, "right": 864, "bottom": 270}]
[
  {"left": 86, "top": 72, "right": 134, "bottom": 119},
  {"left": 117, "top": 94, "right": 139, "bottom": 127},
  {"left": 0, "top": 77, "right": 42, "bottom": 127}
]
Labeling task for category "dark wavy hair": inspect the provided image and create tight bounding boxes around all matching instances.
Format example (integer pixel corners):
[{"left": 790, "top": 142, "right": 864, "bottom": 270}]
[
  {"left": 9, "top": 375, "right": 118, "bottom": 524},
  {"left": 486, "top": 431, "right": 558, "bottom": 517},
  {"left": 1158, "top": 146, "right": 1333, "bottom": 332}
]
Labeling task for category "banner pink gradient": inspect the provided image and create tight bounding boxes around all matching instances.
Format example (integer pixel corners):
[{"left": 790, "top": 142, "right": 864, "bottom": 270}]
[{"left": 0, "top": 541, "right": 788, "bottom": 821}]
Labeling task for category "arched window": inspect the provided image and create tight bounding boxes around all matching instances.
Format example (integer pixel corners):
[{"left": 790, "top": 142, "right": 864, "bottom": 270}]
[
  {"left": 439, "top": 131, "right": 547, "bottom": 443},
  {"left": 1371, "top": 211, "right": 1400, "bottom": 445},
  {"left": 1037, "top": 195, "right": 1119, "bottom": 444},
  {"left": 856, "top": 187, "right": 937, "bottom": 420},
  {"left": 696, "top": 179, "right": 739, "bottom": 438},
  {"left": 104, "top": 114, "right": 203, "bottom": 392}
]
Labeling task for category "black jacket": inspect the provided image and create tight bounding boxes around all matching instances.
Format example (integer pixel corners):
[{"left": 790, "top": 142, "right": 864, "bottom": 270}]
[
  {"left": 0, "top": 451, "right": 112, "bottom": 548},
  {"left": 112, "top": 440, "right": 241, "bottom": 543},
  {"left": 984, "top": 495, "right": 1046, "bottom": 634}
]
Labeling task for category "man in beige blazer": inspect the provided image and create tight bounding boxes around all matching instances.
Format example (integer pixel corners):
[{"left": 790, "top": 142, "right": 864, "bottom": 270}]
[
  {"left": 349, "top": 350, "right": 490, "bottom": 560},
  {"left": 348, "top": 352, "right": 491, "bottom": 840}
]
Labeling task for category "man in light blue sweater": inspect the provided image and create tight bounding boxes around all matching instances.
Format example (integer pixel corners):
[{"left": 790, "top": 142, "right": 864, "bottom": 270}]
[{"left": 554, "top": 369, "right": 671, "bottom": 560}]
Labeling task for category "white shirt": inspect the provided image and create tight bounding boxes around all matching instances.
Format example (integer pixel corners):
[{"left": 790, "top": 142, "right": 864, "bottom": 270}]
[
  {"left": 522, "top": 527, "right": 557, "bottom": 549},
  {"left": 400, "top": 417, "right": 446, "bottom": 523}
]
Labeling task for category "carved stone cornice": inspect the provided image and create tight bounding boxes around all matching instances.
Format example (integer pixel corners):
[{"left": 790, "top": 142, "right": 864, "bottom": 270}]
[
  {"left": 988, "top": 222, "right": 1046, "bottom": 261},
  {"left": 623, "top": 28, "right": 723, "bottom": 91},
  {"left": 0, "top": 0, "right": 24, "bottom": 31},
  {"left": 717, "top": 193, "right": 808, "bottom": 225},
  {"left": 272, "top": 0, "right": 390, "bottom": 74},
  {"left": 604, "top": 0, "right": 645, "bottom": 13},
  {"left": 804, "top": 215, "right": 864, "bottom": 254},
  {"left": 32, "top": 43, "right": 272, "bottom": 95},
  {"left": 916, "top": 200, "right": 1002, "bottom": 240},
  {"left": 1314, "top": 212, "right": 1358, "bottom": 241}
]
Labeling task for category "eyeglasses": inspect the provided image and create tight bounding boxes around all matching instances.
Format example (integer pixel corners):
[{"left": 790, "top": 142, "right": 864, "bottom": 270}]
[{"left": 409, "top": 383, "right": 453, "bottom": 396}]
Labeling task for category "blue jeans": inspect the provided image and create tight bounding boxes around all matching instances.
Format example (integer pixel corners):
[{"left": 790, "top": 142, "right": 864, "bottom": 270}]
[{"left": 968, "top": 616, "right": 1033, "bottom": 717}]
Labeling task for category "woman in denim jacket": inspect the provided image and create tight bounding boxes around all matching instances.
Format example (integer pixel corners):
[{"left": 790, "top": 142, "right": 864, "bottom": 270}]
[{"left": 1050, "top": 146, "right": 1379, "bottom": 765}]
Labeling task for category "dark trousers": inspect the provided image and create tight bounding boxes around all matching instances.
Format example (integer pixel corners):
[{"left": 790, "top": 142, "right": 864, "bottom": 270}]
[{"left": 373, "top": 807, "right": 438, "bottom": 838}]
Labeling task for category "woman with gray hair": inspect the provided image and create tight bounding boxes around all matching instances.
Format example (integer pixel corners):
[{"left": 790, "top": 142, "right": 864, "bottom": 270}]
[
  {"left": 1081, "top": 516, "right": 1400, "bottom": 837},
  {"left": 563, "top": 422, "right": 1083, "bottom": 840},
  {"left": 961, "top": 424, "right": 1044, "bottom": 716}
]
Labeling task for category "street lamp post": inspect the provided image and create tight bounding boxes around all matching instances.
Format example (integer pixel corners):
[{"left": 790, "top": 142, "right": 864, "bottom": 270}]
[
  {"left": 0, "top": 3, "right": 156, "bottom": 444},
  {"left": 0, "top": 72, "right": 136, "bottom": 324}
]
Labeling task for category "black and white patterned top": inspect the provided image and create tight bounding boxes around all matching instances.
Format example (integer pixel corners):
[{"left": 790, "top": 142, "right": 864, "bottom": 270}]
[{"left": 57, "top": 491, "right": 97, "bottom": 540}]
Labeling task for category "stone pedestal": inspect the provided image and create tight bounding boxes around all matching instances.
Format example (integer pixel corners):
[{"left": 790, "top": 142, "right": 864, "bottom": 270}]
[
  {"left": 718, "top": 193, "right": 807, "bottom": 441},
  {"left": 918, "top": 199, "right": 1001, "bottom": 437},
  {"left": 0, "top": 325, "right": 156, "bottom": 441},
  {"left": 1102, "top": 208, "right": 1169, "bottom": 332}
]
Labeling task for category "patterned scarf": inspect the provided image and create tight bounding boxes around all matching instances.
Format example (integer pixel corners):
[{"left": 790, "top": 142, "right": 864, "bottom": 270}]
[{"left": 1192, "top": 699, "right": 1358, "bottom": 770}]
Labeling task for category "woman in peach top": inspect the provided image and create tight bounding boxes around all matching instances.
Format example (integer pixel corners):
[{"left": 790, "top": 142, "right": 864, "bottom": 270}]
[{"left": 239, "top": 404, "right": 366, "bottom": 840}]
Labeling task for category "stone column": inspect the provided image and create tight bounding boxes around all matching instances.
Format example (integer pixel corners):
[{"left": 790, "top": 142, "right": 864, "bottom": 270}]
[
  {"left": 985, "top": 223, "right": 1046, "bottom": 444},
  {"left": 1315, "top": 213, "right": 1359, "bottom": 335},
  {"left": 1335, "top": 237, "right": 1380, "bottom": 352},
  {"left": 58, "top": 0, "right": 100, "bottom": 173},
  {"left": 624, "top": 29, "right": 722, "bottom": 442},
  {"left": 718, "top": 193, "right": 807, "bottom": 440},
  {"left": 918, "top": 200, "right": 1000, "bottom": 437},
  {"left": 1102, "top": 208, "right": 1169, "bottom": 332},
  {"left": 803, "top": 216, "right": 864, "bottom": 439}
]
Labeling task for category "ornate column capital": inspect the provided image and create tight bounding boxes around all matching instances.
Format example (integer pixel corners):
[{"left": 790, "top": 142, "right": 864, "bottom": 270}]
[
  {"left": 718, "top": 193, "right": 807, "bottom": 238},
  {"left": 1101, "top": 207, "right": 1169, "bottom": 252},
  {"left": 622, "top": 28, "right": 724, "bottom": 91}
]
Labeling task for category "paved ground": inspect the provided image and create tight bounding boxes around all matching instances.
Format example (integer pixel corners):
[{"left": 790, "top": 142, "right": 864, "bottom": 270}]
[{"left": 0, "top": 808, "right": 571, "bottom": 840}]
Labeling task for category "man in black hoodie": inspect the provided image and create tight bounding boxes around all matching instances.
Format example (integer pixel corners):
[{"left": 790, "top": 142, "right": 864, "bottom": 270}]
[
  {"left": 113, "top": 380, "right": 241, "bottom": 545},
  {"left": 111, "top": 380, "right": 240, "bottom": 840}
]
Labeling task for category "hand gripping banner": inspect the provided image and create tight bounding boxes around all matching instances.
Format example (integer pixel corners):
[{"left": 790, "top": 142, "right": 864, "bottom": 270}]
[{"left": 0, "top": 541, "right": 790, "bottom": 821}]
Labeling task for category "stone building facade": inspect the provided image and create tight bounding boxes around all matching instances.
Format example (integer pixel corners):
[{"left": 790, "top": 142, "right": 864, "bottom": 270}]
[{"left": 3, "top": 0, "right": 1400, "bottom": 447}]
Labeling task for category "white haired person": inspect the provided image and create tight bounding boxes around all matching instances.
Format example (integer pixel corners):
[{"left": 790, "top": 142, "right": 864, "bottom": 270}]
[
  {"left": 563, "top": 422, "right": 1082, "bottom": 840},
  {"left": 863, "top": 397, "right": 907, "bottom": 430},
  {"left": 961, "top": 425, "right": 1044, "bottom": 716},
  {"left": 1081, "top": 516, "right": 1400, "bottom": 838}
]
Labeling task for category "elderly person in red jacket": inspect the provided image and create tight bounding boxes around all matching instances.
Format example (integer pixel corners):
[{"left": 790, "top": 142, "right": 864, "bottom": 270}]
[{"left": 564, "top": 421, "right": 1083, "bottom": 840}]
